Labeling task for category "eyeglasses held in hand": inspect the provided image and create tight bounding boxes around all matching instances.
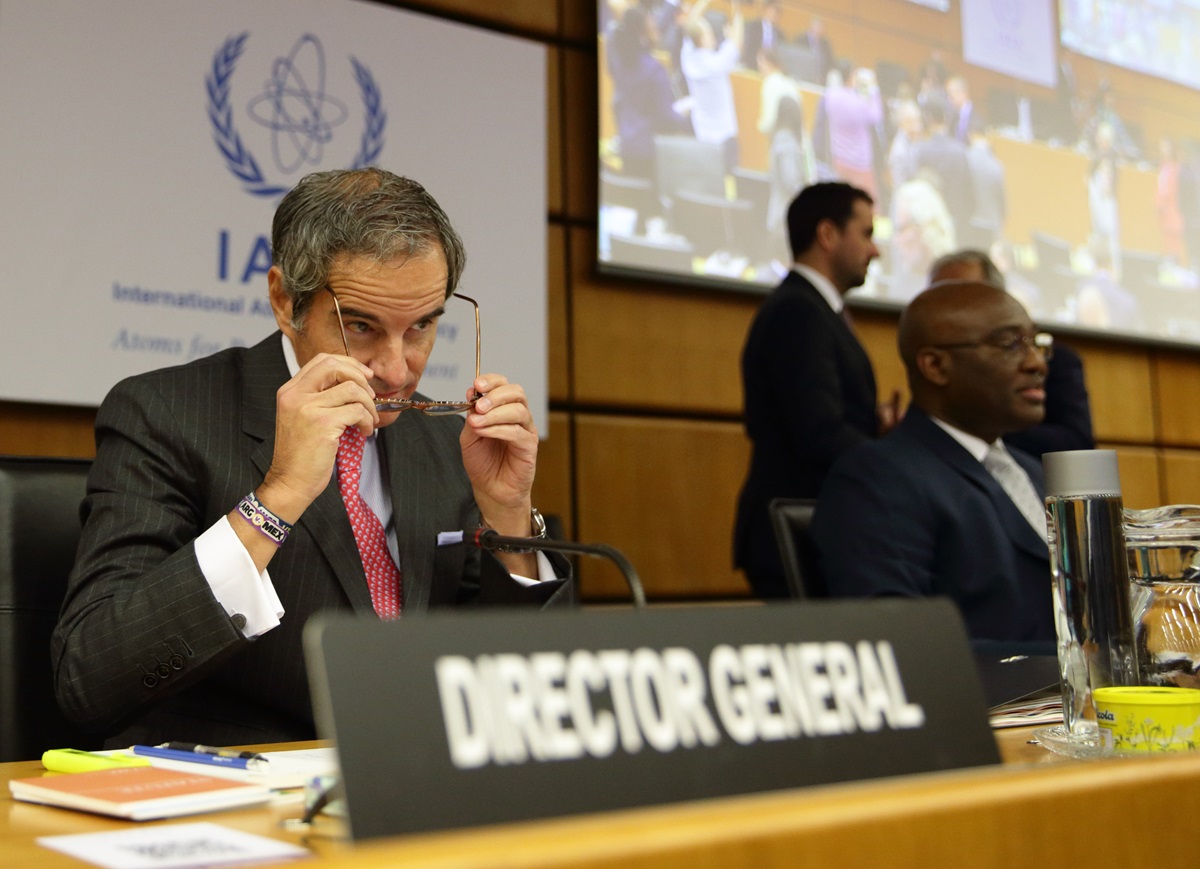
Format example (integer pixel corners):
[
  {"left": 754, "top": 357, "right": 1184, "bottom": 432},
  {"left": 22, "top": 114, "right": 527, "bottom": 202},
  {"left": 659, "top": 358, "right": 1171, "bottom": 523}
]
[
  {"left": 326, "top": 287, "right": 481, "bottom": 415},
  {"left": 931, "top": 331, "right": 1053, "bottom": 362}
]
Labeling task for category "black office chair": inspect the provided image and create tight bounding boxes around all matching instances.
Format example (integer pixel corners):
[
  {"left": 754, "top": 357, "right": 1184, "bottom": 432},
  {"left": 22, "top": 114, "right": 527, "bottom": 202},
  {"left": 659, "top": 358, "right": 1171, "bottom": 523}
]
[
  {"left": 0, "top": 455, "right": 99, "bottom": 761},
  {"left": 768, "top": 497, "right": 826, "bottom": 600}
]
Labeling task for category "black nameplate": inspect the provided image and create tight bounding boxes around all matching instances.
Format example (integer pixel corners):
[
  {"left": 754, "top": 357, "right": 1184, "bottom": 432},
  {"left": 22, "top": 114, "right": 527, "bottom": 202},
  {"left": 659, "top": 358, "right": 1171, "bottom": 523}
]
[{"left": 303, "top": 598, "right": 998, "bottom": 841}]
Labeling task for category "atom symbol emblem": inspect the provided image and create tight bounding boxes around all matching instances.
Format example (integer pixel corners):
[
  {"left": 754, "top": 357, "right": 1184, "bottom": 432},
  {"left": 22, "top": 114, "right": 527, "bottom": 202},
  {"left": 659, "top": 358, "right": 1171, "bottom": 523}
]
[
  {"left": 206, "top": 32, "right": 387, "bottom": 199},
  {"left": 247, "top": 35, "right": 349, "bottom": 174}
]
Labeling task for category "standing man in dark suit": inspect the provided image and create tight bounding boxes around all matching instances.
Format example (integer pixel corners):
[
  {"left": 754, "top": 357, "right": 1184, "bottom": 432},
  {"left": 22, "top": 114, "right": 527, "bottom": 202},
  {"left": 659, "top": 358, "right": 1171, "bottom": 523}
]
[
  {"left": 814, "top": 281, "right": 1055, "bottom": 643},
  {"left": 53, "top": 168, "right": 571, "bottom": 747},
  {"left": 740, "top": 0, "right": 787, "bottom": 70},
  {"left": 734, "top": 181, "right": 891, "bottom": 599},
  {"left": 913, "top": 92, "right": 974, "bottom": 243}
]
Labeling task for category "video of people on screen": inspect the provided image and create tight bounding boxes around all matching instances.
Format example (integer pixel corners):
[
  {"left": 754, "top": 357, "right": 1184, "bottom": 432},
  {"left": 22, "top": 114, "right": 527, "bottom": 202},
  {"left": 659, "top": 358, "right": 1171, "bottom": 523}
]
[{"left": 597, "top": 0, "right": 1200, "bottom": 344}]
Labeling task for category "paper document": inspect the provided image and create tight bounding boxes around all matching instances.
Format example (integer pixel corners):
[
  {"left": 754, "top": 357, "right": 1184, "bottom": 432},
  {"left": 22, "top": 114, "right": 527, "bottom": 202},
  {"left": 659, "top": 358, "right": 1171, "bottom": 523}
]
[{"left": 38, "top": 822, "right": 308, "bottom": 869}]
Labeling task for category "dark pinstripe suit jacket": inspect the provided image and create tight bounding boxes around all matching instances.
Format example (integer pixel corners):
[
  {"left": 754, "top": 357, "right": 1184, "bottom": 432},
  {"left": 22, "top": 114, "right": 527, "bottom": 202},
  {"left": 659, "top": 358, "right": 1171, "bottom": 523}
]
[{"left": 52, "top": 334, "right": 571, "bottom": 746}]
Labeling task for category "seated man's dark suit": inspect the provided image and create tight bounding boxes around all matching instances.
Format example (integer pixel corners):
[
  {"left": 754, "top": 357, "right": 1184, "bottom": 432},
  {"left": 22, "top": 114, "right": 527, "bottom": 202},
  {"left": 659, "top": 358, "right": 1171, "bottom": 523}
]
[
  {"left": 812, "top": 407, "right": 1054, "bottom": 643},
  {"left": 735, "top": 270, "right": 877, "bottom": 598},
  {"left": 53, "top": 334, "right": 571, "bottom": 747},
  {"left": 1005, "top": 344, "right": 1094, "bottom": 456}
]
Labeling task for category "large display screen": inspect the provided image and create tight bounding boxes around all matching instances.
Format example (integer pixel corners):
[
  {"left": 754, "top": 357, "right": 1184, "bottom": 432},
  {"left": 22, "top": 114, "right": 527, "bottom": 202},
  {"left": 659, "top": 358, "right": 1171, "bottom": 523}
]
[{"left": 597, "top": 0, "right": 1200, "bottom": 346}]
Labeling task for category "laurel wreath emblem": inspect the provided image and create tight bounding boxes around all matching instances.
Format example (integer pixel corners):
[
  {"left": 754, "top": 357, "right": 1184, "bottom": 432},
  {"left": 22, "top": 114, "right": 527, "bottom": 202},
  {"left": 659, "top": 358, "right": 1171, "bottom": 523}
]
[{"left": 206, "top": 32, "right": 387, "bottom": 198}]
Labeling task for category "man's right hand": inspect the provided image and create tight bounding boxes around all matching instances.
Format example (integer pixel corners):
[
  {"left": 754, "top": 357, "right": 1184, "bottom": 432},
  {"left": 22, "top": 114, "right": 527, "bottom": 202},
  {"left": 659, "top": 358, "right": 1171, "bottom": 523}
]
[{"left": 258, "top": 352, "right": 380, "bottom": 522}]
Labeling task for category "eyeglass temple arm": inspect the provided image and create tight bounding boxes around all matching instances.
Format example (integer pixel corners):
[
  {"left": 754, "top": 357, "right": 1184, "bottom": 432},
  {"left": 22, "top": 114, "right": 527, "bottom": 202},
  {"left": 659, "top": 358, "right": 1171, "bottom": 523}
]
[{"left": 452, "top": 292, "right": 482, "bottom": 398}]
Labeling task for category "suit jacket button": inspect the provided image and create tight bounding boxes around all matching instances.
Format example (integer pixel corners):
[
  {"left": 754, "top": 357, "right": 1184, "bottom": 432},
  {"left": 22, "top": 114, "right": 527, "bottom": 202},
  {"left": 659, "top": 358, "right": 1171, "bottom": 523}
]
[
  {"left": 231, "top": 613, "right": 247, "bottom": 631},
  {"left": 143, "top": 674, "right": 159, "bottom": 689}
]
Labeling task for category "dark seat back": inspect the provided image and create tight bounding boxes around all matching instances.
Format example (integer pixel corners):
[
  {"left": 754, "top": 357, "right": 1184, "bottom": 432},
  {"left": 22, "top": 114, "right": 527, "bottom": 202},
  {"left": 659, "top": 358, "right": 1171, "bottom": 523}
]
[
  {"left": 768, "top": 497, "right": 825, "bottom": 600},
  {"left": 0, "top": 455, "right": 98, "bottom": 761}
]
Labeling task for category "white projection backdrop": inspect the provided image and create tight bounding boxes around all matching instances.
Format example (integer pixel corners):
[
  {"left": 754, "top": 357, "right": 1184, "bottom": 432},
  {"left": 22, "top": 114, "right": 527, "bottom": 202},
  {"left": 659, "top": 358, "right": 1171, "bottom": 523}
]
[{"left": 0, "top": 0, "right": 548, "bottom": 429}]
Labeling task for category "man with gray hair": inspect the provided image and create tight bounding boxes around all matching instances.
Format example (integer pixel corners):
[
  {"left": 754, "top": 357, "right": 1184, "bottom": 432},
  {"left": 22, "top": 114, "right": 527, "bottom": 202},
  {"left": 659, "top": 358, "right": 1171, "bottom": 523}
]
[{"left": 54, "top": 168, "right": 571, "bottom": 748}]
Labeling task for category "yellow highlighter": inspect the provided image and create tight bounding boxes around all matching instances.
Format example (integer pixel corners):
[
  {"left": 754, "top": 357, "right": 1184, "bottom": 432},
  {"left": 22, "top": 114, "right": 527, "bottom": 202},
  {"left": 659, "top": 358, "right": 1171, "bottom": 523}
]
[{"left": 42, "top": 748, "right": 152, "bottom": 774}]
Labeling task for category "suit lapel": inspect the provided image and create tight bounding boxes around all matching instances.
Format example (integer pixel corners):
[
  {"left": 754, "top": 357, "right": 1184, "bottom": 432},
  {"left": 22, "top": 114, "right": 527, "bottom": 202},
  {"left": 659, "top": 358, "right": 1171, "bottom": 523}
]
[
  {"left": 906, "top": 411, "right": 1048, "bottom": 559},
  {"left": 240, "top": 334, "right": 376, "bottom": 614},
  {"left": 789, "top": 274, "right": 879, "bottom": 406}
]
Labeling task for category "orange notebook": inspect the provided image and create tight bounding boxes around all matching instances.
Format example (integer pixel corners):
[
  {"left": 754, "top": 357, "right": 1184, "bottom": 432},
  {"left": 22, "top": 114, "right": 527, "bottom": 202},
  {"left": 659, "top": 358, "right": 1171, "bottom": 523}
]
[{"left": 9, "top": 764, "right": 272, "bottom": 820}]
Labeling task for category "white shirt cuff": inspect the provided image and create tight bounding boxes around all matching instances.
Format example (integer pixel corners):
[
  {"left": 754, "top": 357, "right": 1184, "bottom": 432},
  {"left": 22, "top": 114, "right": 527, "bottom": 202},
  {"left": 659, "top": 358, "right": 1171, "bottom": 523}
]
[
  {"left": 510, "top": 552, "right": 558, "bottom": 587},
  {"left": 194, "top": 517, "right": 285, "bottom": 637}
]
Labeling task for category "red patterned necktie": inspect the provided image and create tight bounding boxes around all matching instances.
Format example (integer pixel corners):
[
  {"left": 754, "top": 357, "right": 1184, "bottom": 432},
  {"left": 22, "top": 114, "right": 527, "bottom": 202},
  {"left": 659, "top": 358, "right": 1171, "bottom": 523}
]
[{"left": 337, "top": 428, "right": 402, "bottom": 619}]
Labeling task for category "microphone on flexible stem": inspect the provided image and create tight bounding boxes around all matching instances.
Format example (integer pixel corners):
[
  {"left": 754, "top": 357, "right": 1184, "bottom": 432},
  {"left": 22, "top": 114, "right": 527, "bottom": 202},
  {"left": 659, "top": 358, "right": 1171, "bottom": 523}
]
[{"left": 469, "top": 528, "right": 647, "bottom": 609}]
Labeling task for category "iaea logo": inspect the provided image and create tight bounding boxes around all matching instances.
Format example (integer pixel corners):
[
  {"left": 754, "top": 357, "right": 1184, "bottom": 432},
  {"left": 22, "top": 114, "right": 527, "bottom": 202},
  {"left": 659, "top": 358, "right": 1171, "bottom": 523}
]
[{"left": 206, "top": 32, "right": 387, "bottom": 198}]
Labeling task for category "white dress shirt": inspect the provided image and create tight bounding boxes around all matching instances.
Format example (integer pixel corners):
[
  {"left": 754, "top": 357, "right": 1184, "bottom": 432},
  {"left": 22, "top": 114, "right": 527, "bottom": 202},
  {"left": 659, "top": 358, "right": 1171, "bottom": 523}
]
[{"left": 792, "top": 263, "right": 844, "bottom": 314}]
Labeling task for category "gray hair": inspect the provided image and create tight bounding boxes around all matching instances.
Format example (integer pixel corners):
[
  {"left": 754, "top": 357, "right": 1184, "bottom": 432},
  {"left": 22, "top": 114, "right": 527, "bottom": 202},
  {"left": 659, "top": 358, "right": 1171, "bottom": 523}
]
[
  {"left": 271, "top": 167, "right": 466, "bottom": 327},
  {"left": 928, "top": 248, "right": 1005, "bottom": 288}
]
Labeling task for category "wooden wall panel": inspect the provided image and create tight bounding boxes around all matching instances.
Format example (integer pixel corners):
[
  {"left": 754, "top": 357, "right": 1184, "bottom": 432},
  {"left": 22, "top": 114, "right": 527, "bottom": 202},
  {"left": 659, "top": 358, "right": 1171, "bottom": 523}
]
[
  {"left": 1154, "top": 350, "right": 1200, "bottom": 448},
  {"left": 1160, "top": 449, "right": 1200, "bottom": 505},
  {"left": 0, "top": 402, "right": 95, "bottom": 459},
  {"left": 1069, "top": 338, "right": 1156, "bottom": 444},
  {"left": 562, "top": 47, "right": 597, "bottom": 223},
  {"left": 395, "top": 0, "right": 557, "bottom": 36},
  {"left": 571, "top": 228, "right": 758, "bottom": 414},
  {"left": 546, "top": 47, "right": 564, "bottom": 218},
  {"left": 560, "top": 1, "right": 595, "bottom": 42},
  {"left": 547, "top": 223, "right": 570, "bottom": 403},
  {"left": 1101, "top": 445, "right": 1162, "bottom": 510},
  {"left": 853, "top": 308, "right": 908, "bottom": 409},
  {"left": 574, "top": 414, "right": 751, "bottom": 599},
  {"left": 531, "top": 410, "right": 574, "bottom": 540}
]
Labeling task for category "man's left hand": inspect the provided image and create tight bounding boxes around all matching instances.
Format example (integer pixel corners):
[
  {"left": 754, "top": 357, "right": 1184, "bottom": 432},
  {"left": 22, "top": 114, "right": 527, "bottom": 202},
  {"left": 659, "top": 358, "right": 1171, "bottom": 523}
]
[{"left": 460, "top": 374, "right": 538, "bottom": 536}]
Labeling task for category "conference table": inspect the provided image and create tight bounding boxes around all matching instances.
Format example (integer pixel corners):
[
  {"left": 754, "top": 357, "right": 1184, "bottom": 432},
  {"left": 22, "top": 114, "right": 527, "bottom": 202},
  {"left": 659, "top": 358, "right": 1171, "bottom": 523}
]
[{"left": 3, "top": 729, "right": 1197, "bottom": 868}]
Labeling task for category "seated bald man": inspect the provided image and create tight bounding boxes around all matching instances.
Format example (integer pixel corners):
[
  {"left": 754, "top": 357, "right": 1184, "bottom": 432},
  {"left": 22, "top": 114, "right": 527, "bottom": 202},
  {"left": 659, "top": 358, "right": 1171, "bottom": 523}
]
[
  {"left": 929, "top": 248, "right": 1094, "bottom": 457},
  {"left": 812, "top": 281, "right": 1055, "bottom": 643}
]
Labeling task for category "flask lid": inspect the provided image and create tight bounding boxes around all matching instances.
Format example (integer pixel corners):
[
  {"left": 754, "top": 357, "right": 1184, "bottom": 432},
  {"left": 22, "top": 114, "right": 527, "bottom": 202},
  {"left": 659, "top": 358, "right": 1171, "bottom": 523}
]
[{"left": 1043, "top": 449, "right": 1121, "bottom": 498}]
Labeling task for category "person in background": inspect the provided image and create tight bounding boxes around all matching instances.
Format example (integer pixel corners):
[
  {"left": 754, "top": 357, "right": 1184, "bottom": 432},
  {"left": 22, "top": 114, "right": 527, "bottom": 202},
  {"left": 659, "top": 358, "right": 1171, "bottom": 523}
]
[
  {"left": 912, "top": 91, "right": 974, "bottom": 244},
  {"left": 741, "top": 0, "right": 787, "bottom": 70},
  {"left": 963, "top": 126, "right": 1006, "bottom": 250},
  {"left": 680, "top": 0, "right": 745, "bottom": 173},
  {"left": 802, "top": 14, "right": 835, "bottom": 85},
  {"left": 930, "top": 248, "right": 1094, "bottom": 456},
  {"left": 1083, "top": 80, "right": 1140, "bottom": 161},
  {"left": 945, "top": 75, "right": 975, "bottom": 145},
  {"left": 735, "top": 182, "right": 895, "bottom": 600},
  {"left": 1157, "top": 136, "right": 1186, "bottom": 265},
  {"left": 1087, "top": 122, "right": 1122, "bottom": 280},
  {"left": 824, "top": 60, "right": 884, "bottom": 199},
  {"left": 764, "top": 94, "right": 808, "bottom": 269},
  {"left": 814, "top": 281, "right": 1055, "bottom": 644},
  {"left": 756, "top": 43, "right": 800, "bottom": 140},
  {"left": 608, "top": 4, "right": 690, "bottom": 180},
  {"left": 53, "top": 168, "right": 573, "bottom": 747},
  {"left": 887, "top": 176, "right": 956, "bottom": 302},
  {"left": 887, "top": 98, "right": 923, "bottom": 195}
]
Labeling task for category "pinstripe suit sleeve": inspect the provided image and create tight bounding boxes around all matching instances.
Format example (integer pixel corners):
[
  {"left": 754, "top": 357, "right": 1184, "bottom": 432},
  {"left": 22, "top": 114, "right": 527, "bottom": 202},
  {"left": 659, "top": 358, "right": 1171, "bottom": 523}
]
[{"left": 52, "top": 371, "right": 248, "bottom": 734}]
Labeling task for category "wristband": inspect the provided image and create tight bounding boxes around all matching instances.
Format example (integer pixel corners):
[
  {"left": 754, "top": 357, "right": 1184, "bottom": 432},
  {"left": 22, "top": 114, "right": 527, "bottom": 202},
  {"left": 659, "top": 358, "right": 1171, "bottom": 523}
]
[
  {"left": 236, "top": 491, "right": 293, "bottom": 545},
  {"left": 480, "top": 508, "right": 547, "bottom": 554}
]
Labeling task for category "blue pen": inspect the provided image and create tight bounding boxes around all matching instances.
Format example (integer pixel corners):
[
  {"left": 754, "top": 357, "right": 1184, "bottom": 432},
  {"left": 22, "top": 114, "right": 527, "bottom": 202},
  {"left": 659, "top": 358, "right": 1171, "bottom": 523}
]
[{"left": 130, "top": 744, "right": 260, "bottom": 770}]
